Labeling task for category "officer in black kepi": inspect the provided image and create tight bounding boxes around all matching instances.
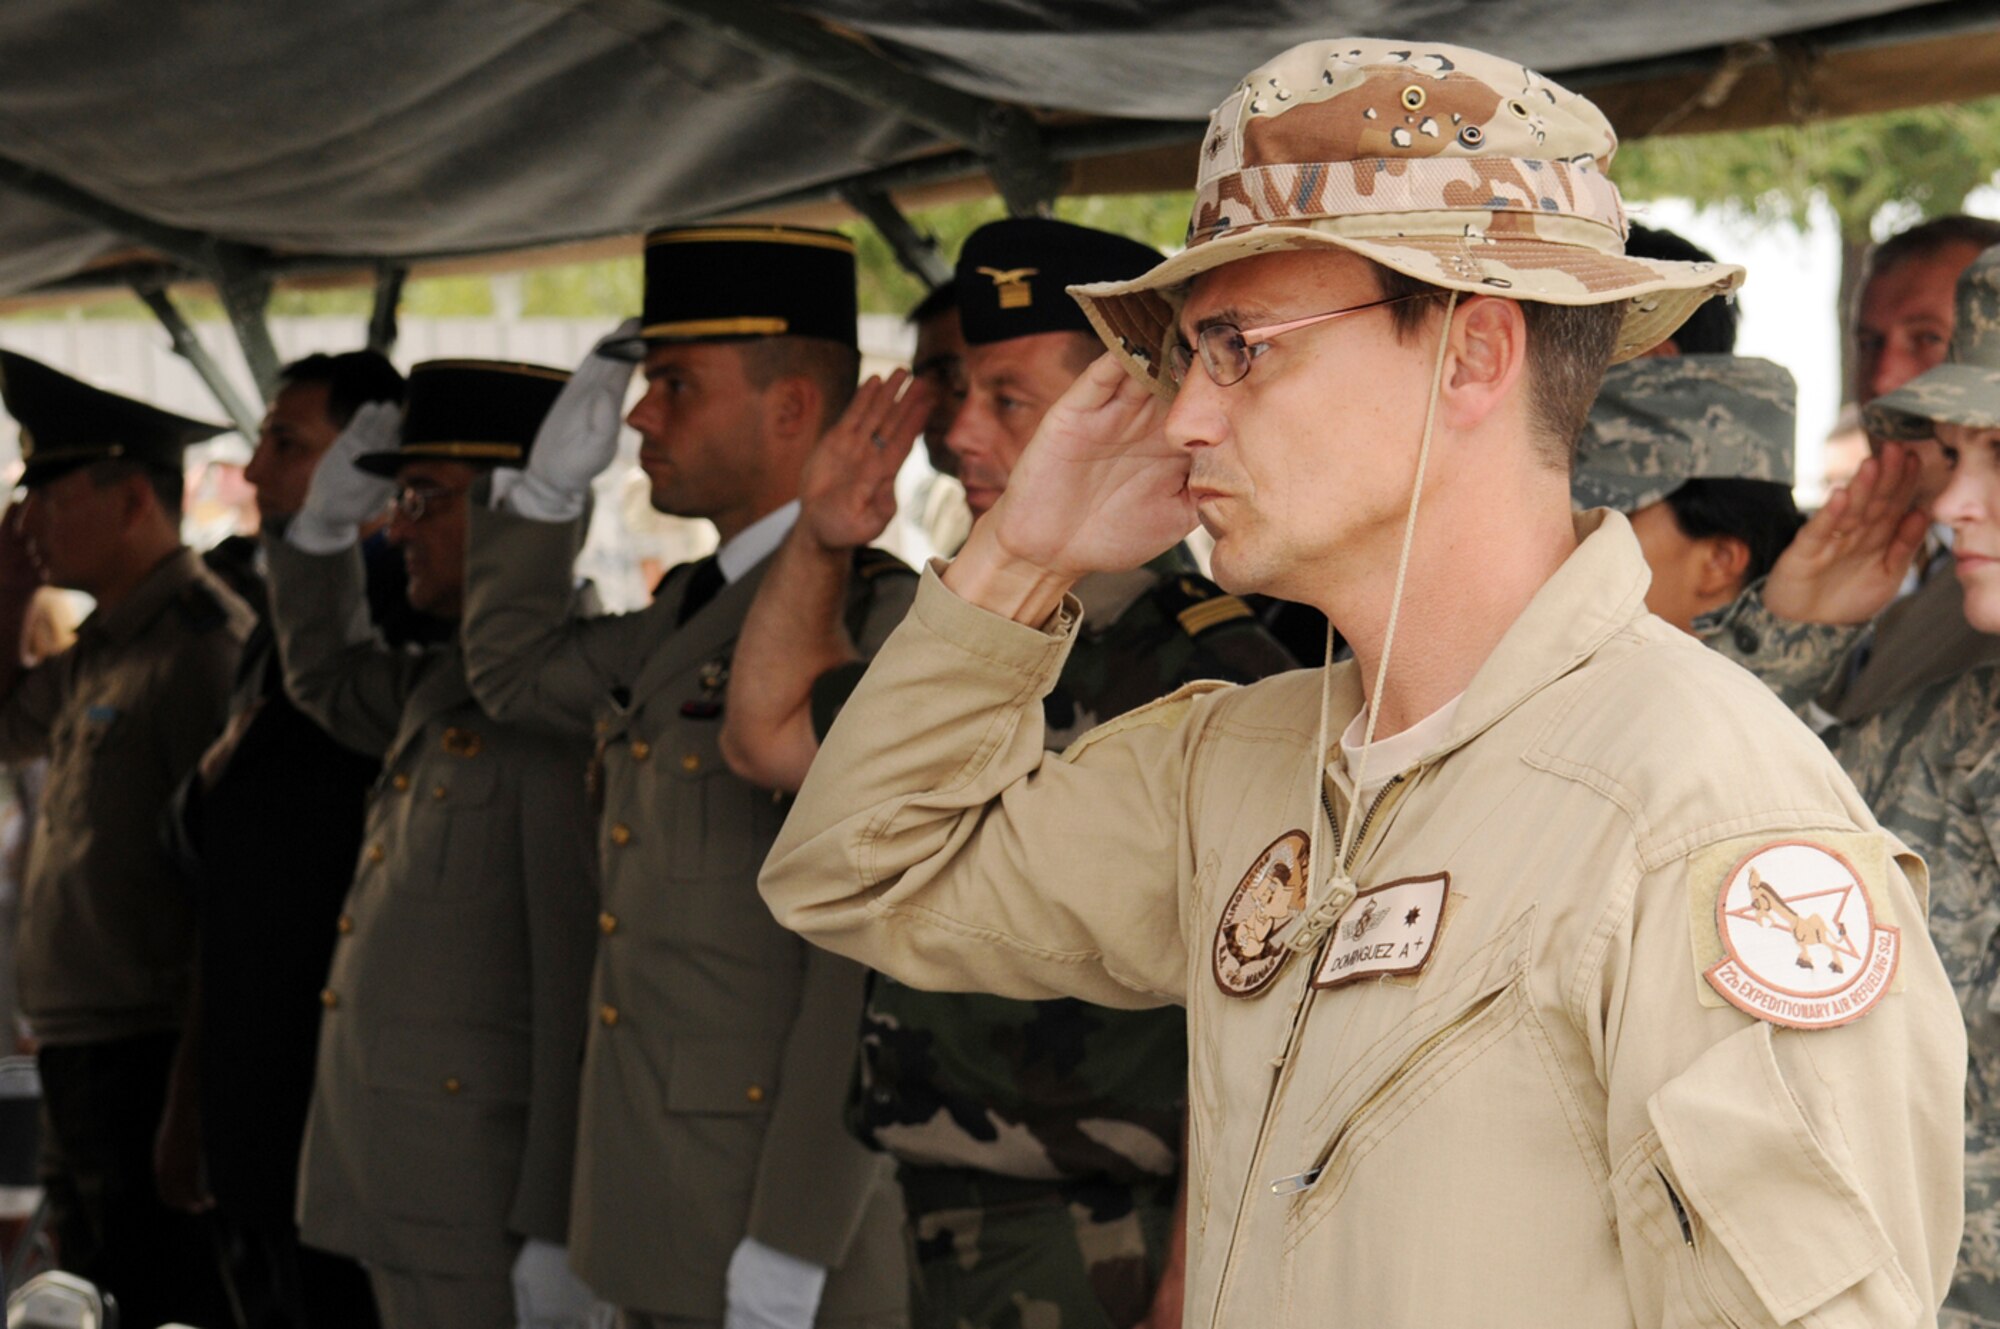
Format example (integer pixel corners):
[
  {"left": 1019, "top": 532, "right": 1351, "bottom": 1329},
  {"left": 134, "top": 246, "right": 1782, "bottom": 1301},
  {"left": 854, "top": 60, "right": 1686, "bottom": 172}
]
[{"left": 0, "top": 351, "right": 252, "bottom": 1328}]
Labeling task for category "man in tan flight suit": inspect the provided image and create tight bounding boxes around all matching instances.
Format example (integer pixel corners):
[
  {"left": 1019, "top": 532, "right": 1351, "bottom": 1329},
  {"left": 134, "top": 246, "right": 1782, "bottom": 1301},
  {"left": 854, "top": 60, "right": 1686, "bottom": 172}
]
[
  {"left": 0, "top": 352, "right": 249, "bottom": 1328},
  {"left": 761, "top": 38, "right": 1966, "bottom": 1329},
  {"left": 459, "top": 227, "right": 913, "bottom": 1328},
  {"left": 267, "top": 360, "right": 599, "bottom": 1329}
]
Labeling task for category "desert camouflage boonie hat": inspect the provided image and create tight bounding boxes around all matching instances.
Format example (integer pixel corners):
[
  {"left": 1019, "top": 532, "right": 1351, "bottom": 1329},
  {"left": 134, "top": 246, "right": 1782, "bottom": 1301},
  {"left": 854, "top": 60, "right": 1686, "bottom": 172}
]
[
  {"left": 1865, "top": 243, "right": 2000, "bottom": 440},
  {"left": 1572, "top": 355, "right": 1797, "bottom": 513},
  {"left": 1068, "top": 38, "right": 1746, "bottom": 397}
]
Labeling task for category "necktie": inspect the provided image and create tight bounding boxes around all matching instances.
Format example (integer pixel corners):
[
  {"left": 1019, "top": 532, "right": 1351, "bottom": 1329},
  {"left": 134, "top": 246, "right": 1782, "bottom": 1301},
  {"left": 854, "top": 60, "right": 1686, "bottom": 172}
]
[{"left": 675, "top": 556, "right": 726, "bottom": 626}]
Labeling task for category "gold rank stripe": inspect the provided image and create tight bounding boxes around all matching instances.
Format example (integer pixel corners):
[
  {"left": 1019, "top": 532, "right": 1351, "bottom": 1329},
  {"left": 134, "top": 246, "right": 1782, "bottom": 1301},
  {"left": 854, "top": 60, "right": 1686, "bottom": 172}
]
[
  {"left": 392, "top": 442, "right": 525, "bottom": 461},
  {"left": 641, "top": 316, "right": 789, "bottom": 339},
  {"left": 20, "top": 441, "right": 127, "bottom": 463},
  {"left": 1178, "top": 595, "right": 1253, "bottom": 636},
  {"left": 412, "top": 360, "right": 572, "bottom": 383},
  {"left": 646, "top": 226, "right": 855, "bottom": 254}
]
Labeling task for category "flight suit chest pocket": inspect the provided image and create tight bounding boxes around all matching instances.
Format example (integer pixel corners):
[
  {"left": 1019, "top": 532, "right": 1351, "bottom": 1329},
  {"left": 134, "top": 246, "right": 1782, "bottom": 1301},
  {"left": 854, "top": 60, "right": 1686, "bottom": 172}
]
[
  {"left": 396, "top": 759, "right": 502, "bottom": 899},
  {"left": 1282, "top": 908, "right": 1537, "bottom": 1228}
]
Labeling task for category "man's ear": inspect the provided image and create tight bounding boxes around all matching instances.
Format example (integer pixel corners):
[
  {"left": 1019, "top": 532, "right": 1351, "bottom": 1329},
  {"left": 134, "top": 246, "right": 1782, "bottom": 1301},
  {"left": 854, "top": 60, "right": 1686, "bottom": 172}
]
[
  {"left": 1440, "top": 294, "right": 1528, "bottom": 433},
  {"left": 763, "top": 375, "right": 825, "bottom": 445},
  {"left": 1695, "top": 533, "right": 1752, "bottom": 599}
]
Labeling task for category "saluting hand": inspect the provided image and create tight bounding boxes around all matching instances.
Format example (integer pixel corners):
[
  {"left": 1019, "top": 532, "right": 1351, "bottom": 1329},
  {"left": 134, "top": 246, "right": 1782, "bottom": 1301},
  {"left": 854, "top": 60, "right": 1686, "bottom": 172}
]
[
  {"left": 1763, "top": 443, "right": 1928, "bottom": 625},
  {"left": 507, "top": 317, "right": 642, "bottom": 521},
  {"left": 980, "top": 352, "right": 1195, "bottom": 579},
  {"left": 798, "top": 369, "right": 933, "bottom": 553},
  {"left": 0, "top": 504, "right": 44, "bottom": 596}
]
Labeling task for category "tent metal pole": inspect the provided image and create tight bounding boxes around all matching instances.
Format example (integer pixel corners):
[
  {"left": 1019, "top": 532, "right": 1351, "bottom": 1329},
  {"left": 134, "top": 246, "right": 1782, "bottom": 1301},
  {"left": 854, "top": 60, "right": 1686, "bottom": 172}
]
[
  {"left": 368, "top": 264, "right": 409, "bottom": 356},
  {"left": 129, "top": 277, "right": 261, "bottom": 436},
  {"left": 642, "top": 0, "right": 1059, "bottom": 215},
  {"left": 838, "top": 185, "right": 951, "bottom": 288},
  {"left": 211, "top": 247, "right": 281, "bottom": 400}
]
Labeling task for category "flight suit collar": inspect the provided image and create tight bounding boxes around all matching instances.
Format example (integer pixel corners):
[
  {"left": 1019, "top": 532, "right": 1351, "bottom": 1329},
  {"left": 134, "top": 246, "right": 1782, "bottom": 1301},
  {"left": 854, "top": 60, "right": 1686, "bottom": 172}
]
[
  {"left": 77, "top": 546, "right": 204, "bottom": 648},
  {"left": 1327, "top": 509, "right": 1650, "bottom": 779}
]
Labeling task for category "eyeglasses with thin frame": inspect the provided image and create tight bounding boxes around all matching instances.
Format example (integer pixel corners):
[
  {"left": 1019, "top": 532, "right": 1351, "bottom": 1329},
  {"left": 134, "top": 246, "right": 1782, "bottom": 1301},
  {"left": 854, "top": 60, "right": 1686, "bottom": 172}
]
[
  {"left": 1168, "top": 292, "right": 1439, "bottom": 387},
  {"left": 391, "top": 483, "right": 468, "bottom": 523}
]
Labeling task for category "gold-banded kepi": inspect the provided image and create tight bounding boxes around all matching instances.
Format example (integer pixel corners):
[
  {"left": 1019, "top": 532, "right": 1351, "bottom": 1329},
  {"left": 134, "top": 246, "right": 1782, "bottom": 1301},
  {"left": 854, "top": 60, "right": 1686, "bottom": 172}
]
[
  {"left": 351, "top": 359, "right": 570, "bottom": 478},
  {"left": 604, "top": 224, "right": 859, "bottom": 357}
]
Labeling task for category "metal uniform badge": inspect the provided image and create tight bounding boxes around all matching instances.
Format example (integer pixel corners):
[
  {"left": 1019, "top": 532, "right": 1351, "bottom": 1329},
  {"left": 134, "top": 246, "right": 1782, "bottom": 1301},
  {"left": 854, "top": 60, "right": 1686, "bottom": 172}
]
[
  {"left": 976, "top": 266, "right": 1038, "bottom": 309},
  {"left": 1213, "top": 829, "right": 1311, "bottom": 997},
  {"left": 1311, "top": 874, "right": 1450, "bottom": 989},
  {"left": 440, "top": 726, "right": 483, "bottom": 758},
  {"left": 1705, "top": 841, "right": 1900, "bottom": 1030},
  {"left": 681, "top": 655, "right": 730, "bottom": 719}
]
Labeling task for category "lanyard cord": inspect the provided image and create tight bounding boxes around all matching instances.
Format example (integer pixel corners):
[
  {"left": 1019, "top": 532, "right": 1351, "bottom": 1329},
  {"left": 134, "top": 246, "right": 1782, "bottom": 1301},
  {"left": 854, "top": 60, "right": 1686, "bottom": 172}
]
[{"left": 1289, "top": 290, "right": 1459, "bottom": 955}]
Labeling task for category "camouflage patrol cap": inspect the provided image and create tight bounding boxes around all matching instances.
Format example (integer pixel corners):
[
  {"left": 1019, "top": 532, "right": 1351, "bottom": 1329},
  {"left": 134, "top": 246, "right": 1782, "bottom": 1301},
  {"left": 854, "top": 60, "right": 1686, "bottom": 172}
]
[
  {"left": 1572, "top": 355, "right": 1796, "bottom": 513},
  {"left": 1068, "top": 39, "right": 1746, "bottom": 397},
  {"left": 1864, "top": 243, "right": 2000, "bottom": 440}
]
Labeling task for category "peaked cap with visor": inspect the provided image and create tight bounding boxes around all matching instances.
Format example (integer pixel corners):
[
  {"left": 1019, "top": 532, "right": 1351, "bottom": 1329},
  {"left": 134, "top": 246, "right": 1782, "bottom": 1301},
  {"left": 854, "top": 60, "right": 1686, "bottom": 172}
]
[{"left": 1068, "top": 38, "right": 1746, "bottom": 396}]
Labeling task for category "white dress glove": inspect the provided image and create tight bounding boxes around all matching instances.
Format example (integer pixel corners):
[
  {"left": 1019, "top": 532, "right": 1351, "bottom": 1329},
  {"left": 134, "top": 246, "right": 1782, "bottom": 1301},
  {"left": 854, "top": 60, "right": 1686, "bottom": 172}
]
[
  {"left": 724, "top": 1237, "right": 827, "bottom": 1329},
  {"left": 286, "top": 400, "right": 401, "bottom": 553},
  {"left": 511, "top": 1238, "right": 603, "bottom": 1329},
  {"left": 496, "top": 317, "right": 641, "bottom": 522}
]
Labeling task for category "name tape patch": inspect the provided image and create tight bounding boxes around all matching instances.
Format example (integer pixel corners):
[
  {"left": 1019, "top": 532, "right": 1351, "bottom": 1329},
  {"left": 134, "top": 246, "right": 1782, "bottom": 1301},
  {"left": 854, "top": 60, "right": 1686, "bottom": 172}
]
[{"left": 1311, "top": 873, "right": 1450, "bottom": 990}]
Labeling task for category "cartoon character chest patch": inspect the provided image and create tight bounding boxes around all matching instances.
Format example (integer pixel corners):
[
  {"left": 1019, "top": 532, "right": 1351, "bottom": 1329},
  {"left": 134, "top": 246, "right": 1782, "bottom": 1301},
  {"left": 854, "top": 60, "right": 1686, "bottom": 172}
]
[
  {"left": 1213, "top": 829, "right": 1310, "bottom": 997},
  {"left": 1311, "top": 874, "right": 1450, "bottom": 989},
  {"left": 1705, "top": 841, "right": 1900, "bottom": 1029}
]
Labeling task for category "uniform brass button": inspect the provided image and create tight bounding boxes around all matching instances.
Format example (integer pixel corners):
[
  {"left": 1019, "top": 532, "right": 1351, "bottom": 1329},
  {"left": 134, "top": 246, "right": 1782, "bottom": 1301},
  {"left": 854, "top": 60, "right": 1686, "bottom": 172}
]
[
  {"left": 443, "top": 1077, "right": 462, "bottom": 1095},
  {"left": 599, "top": 1005, "right": 620, "bottom": 1027},
  {"left": 391, "top": 773, "right": 411, "bottom": 792},
  {"left": 336, "top": 914, "right": 353, "bottom": 935},
  {"left": 630, "top": 740, "right": 651, "bottom": 761},
  {"left": 745, "top": 1084, "right": 766, "bottom": 1104},
  {"left": 681, "top": 753, "right": 701, "bottom": 773},
  {"left": 365, "top": 844, "right": 386, "bottom": 865},
  {"left": 320, "top": 988, "right": 339, "bottom": 1009},
  {"left": 599, "top": 912, "right": 619, "bottom": 935},
  {"left": 432, "top": 784, "right": 448, "bottom": 801},
  {"left": 610, "top": 823, "right": 632, "bottom": 846}
]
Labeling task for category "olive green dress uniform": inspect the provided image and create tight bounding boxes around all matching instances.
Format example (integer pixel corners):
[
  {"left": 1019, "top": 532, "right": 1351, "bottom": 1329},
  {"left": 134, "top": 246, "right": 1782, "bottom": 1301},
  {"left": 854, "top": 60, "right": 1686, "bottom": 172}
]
[
  {"left": 462, "top": 505, "right": 915, "bottom": 1324},
  {"left": 0, "top": 546, "right": 252, "bottom": 1043},
  {"left": 266, "top": 362, "right": 600, "bottom": 1329},
  {"left": 0, "top": 352, "right": 249, "bottom": 1328}
]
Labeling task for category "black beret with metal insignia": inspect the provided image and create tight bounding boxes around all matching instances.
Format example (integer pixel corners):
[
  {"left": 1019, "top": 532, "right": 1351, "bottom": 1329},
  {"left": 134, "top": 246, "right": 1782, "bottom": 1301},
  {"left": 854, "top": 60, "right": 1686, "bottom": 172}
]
[
  {"left": 352, "top": 359, "right": 570, "bottom": 477},
  {"left": 605, "top": 224, "right": 859, "bottom": 359},
  {"left": 955, "top": 219, "right": 1162, "bottom": 347},
  {"left": 1, "top": 350, "right": 228, "bottom": 489}
]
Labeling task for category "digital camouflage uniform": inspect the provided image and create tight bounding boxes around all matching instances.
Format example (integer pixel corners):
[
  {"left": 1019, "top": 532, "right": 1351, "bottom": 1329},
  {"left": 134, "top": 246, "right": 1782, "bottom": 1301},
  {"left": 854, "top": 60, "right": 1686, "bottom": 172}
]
[
  {"left": 848, "top": 548, "right": 1296, "bottom": 1329},
  {"left": 1570, "top": 354, "right": 1795, "bottom": 513}
]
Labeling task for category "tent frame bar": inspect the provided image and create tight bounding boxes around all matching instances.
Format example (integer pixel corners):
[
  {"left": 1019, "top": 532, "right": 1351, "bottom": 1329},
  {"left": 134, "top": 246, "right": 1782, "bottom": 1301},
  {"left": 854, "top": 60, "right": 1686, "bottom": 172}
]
[
  {"left": 839, "top": 185, "right": 951, "bottom": 287},
  {"left": 129, "top": 276, "right": 261, "bottom": 436},
  {"left": 643, "top": 0, "right": 1060, "bottom": 214}
]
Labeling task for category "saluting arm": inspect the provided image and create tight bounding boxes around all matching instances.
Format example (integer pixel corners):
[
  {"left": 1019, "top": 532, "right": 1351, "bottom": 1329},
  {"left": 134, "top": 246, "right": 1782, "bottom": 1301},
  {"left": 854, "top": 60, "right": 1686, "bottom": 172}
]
[
  {"left": 263, "top": 535, "right": 417, "bottom": 758},
  {"left": 461, "top": 499, "right": 655, "bottom": 736},
  {"left": 507, "top": 740, "right": 599, "bottom": 1245},
  {"left": 0, "top": 506, "right": 61, "bottom": 761},
  {"left": 721, "top": 370, "right": 930, "bottom": 792}
]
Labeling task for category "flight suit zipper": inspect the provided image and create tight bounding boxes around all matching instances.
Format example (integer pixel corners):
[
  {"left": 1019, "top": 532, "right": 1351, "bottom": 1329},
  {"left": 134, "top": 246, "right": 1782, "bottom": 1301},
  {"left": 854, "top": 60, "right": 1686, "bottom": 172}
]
[
  {"left": 1657, "top": 1167, "right": 1748, "bottom": 1328},
  {"left": 1202, "top": 768, "right": 1410, "bottom": 1327}
]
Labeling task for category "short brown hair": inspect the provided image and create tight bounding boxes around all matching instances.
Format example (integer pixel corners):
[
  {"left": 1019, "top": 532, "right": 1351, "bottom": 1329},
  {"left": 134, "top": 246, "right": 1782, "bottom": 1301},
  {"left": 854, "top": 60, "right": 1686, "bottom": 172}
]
[
  {"left": 1372, "top": 263, "right": 1622, "bottom": 468},
  {"left": 735, "top": 335, "right": 862, "bottom": 430}
]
